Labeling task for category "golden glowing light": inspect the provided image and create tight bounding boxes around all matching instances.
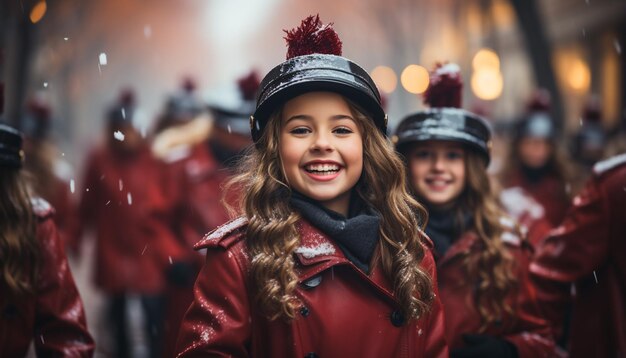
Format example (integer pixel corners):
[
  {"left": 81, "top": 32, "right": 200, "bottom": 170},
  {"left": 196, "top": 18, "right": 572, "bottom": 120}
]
[
  {"left": 30, "top": 1, "right": 47, "bottom": 24},
  {"left": 472, "top": 49, "right": 500, "bottom": 71},
  {"left": 471, "top": 68, "right": 503, "bottom": 100},
  {"left": 567, "top": 58, "right": 591, "bottom": 92},
  {"left": 401, "top": 65, "right": 430, "bottom": 94},
  {"left": 370, "top": 66, "right": 397, "bottom": 94}
]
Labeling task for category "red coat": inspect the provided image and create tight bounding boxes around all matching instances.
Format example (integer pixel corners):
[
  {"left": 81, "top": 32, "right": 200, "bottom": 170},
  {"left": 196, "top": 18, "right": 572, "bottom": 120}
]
[
  {"left": 0, "top": 199, "right": 94, "bottom": 357},
  {"left": 436, "top": 228, "right": 556, "bottom": 357},
  {"left": 176, "top": 218, "right": 448, "bottom": 357},
  {"left": 530, "top": 154, "right": 626, "bottom": 358},
  {"left": 77, "top": 145, "right": 170, "bottom": 294},
  {"left": 160, "top": 142, "right": 231, "bottom": 249},
  {"left": 503, "top": 171, "right": 570, "bottom": 227},
  {"left": 156, "top": 142, "right": 233, "bottom": 358},
  {"left": 499, "top": 186, "right": 554, "bottom": 247}
]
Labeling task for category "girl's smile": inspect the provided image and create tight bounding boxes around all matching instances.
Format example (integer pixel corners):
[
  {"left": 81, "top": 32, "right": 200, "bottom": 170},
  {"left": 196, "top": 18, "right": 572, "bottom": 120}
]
[
  {"left": 408, "top": 141, "right": 466, "bottom": 209},
  {"left": 279, "top": 92, "right": 363, "bottom": 216}
]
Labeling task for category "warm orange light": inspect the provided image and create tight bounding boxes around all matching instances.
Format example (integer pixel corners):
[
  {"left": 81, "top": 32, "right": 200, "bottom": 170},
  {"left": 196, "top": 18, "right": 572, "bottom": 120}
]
[
  {"left": 370, "top": 66, "right": 397, "bottom": 94},
  {"left": 567, "top": 58, "right": 591, "bottom": 92},
  {"left": 472, "top": 49, "right": 500, "bottom": 71},
  {"left": 401, "top": 65, "right": 430, "bottom": 94},
  {"left": 471, "top": 68, "right": 503, "bottom": 100},
  {"left": 30, "top": 1, "right": 47, "bottom": 24}
]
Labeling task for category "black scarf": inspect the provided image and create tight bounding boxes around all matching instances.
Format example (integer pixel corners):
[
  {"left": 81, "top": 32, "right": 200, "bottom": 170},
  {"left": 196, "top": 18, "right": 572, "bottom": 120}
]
[
  {"left": 425, "top": 207, "right": 472, "bottom": 258},
  {"left": 290, "top": 191, "right": 380, "bottom": 273}
]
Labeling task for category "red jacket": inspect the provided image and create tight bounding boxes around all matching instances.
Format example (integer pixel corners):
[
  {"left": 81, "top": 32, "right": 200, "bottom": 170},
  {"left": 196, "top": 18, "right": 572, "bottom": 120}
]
[
  {"left": 503, "top": 171, "right": 570, "bottom": 227},
  {"left": 0, "top": 199, "right": 94, "bottom": 357},
  {"left": 530, "top": 153, "right": 626, "bottom": 358},
  {"left": 160, "top": 142, "right": 231, "bottom": 250},
  {"left": 499, "top": 186, "right": 554, "bottom": 247},
  {"left": 176, "top": 218, "right": 448, "bottom": 357},
  {"left": 436, "top": 228, "right": 556, "bottom": 357},
  {"left": 77, "top": 145, "right": 170, "bottom": 294}
]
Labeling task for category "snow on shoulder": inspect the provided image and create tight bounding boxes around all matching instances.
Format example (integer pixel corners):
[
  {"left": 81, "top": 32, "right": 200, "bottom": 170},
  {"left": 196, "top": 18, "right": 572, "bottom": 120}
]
[
  {"left": 593, "top": 152, "right": 626, "bottom": 176},
  {"left": 195, "top": 217, "right": 248, "bottom": 249},
  {"left": 295, "top": 242, "right": 336, "bottom": 259}
]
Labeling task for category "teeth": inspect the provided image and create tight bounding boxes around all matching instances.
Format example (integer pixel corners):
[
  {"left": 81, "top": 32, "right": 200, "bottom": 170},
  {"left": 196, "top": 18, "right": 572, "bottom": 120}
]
[{"left": 305, "top": 163, "right": 340, "bottom": 172}]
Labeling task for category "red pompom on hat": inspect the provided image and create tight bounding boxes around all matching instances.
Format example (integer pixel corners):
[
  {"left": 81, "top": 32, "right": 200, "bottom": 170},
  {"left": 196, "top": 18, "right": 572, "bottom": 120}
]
[
  {"left": 423, "top": 62, "right": 463, "bottom": 109},
  {"left": 237, "top": 70, "right": 261, "bottom": 101},
  {"left": 525, "top": 88, "right": 551, "bottom": 113},
  {"left": 252, "top": 15, "right": 385, "bottom": 142},
  {"left": 582, "top": 96, "right": 602, "bottom": 123},
  {"left": 284, "top": 14, "right": 342, "bottom": 59}
]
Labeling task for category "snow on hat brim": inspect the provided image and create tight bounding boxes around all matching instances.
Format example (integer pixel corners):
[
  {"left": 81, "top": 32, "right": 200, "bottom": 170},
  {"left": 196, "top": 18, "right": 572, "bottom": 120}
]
[
  {"left": 394, "top": 108, "right": 492, "bottom": 165},
  {"left": 251, "top": 54, "right": 386, "bottom": 143}
]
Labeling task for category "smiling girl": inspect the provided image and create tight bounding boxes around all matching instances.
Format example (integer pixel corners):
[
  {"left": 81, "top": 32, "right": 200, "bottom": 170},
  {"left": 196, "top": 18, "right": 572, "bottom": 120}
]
[
  {"left": 394, "top": 63, "right": 556, "bottom": 358},
  {"left": 175, "top": 16, "right": 448, "bottom": 357}
]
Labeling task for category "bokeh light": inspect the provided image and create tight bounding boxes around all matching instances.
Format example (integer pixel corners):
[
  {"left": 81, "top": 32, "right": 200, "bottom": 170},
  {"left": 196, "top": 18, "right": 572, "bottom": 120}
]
[
  {"left": 401, "top": 65, "right": 430, "bottom": 94},
  {"left": 370, "top": 66, "right": 397, "bottom": 94},
  {"left": 471, "top": 67, "right": 503, "bottom": 100},
  {"left": 472, "top": 48, "right": 500, "bottom": 71},
  {"left": 29, "top": 1, "right": 47, "bottom": 24}
]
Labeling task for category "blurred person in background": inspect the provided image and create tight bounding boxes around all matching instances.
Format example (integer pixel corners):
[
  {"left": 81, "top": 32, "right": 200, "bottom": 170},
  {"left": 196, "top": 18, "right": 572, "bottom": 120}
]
[
  {"left": 21, "top": 94, "right": 78, "bottom": 249},
  {"left": 499, "top": 89, "right": 574, "bottom": 227},
  {"left": 75, "top": 89, "right": 169, "bottom": 358},
  {"left": 394, "top": 64, "right": 556, "bottom": 358},
  {"left": 570, "top": 96, "right": 608, "bottom": 183},
  {"left": 151, "top": 72, "right": 255, "bottom": 358},
  {"left": 530, "top": 152, "right": 626, "bottom": 358},
  {"left": 0, "top": 121, "right": 94, "bottom": 357}
]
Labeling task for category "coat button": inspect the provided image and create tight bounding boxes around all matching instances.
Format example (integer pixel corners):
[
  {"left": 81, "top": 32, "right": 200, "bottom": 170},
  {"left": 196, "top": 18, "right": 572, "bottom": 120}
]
[
  {"left": 300, "top": 306, "right": 310, "bottom": 317},
  {"left": 303, "top": 275, "right": 322, "bottom": 289},
  {"left": 390, "top": 310, "right": 405, "bottom": 327},
  {"left": 304, "top": 353, "right": 318, "bottom": 358}
]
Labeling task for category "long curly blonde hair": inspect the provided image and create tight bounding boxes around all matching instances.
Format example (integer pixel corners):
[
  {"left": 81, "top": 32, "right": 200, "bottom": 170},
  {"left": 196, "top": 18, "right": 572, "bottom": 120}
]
[
  {"left": 460, "top": 152, "right": 519, "bottom": 330},
  {"left": 225, "top": 99, "right": 434, "bottom": 322},
  {"left": 0, "top": 169, "right": 40, "bottom": 298}
]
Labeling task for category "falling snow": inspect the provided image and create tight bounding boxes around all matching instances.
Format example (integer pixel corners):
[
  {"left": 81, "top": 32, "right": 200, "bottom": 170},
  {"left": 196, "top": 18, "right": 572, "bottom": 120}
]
[
  {"left": 615, "top": 39, "right": 622, "bottom": 54},
  {"left": 593, "top": 270, "right": 598, "bottom": 283},
  {"left": 127, "top": 192, "right": 133, "bottom": 205},
  {"left": 99, "top": 52, "right": 108, "bottom": 65},
  {"left": 144, "top": 25, "right": 152, "bottom": 38},
  {"left": 64, "top": 37, "right": 69, "bottom": 41},
  {"left": 43, "top": 82, "right": 48, "bottom": 88},
  {"left": 114, "top": 131, "right": 125, "bottom": 141},
  {"left": 169, "top": 256, "right": 173, "bottom": 264},
  {"left": 119, "top": 179, "right": 124, "bottom": 191},
  {"left": 70, "top": 179, "right": 75, "bottom": 193},
  {"left": 141, "top": 245, "right": 148, "bottom": 255}
]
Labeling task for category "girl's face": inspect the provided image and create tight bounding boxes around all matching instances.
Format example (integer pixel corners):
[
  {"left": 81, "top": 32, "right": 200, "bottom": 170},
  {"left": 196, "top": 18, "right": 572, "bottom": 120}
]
[
  {"left": 518, "top": 137, "right": 552, "bottom": 168},
  {"left": 407, "top": 141, "right": 466, "bottom": 209},
  {"left": 279, "top": 92, "right": 363, "bottom": 216}
]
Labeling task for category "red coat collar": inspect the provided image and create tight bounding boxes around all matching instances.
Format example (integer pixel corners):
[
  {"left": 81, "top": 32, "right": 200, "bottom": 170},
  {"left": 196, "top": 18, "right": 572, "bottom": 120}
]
[{"left": 293, "top": 219, "right": 397, "bottom": 304}]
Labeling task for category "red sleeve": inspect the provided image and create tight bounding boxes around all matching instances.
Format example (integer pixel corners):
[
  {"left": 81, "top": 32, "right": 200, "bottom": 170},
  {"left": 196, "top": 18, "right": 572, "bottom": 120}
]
[
  {"left": 422, "top": 249, "right": 449, "bottom": 358},
  {"left": 503, "top": 247, "right": 556, "bottom": 357},
  {"left": 530, "top": 177, "right": 609, "bottom": 282},
  {"left": 176, "top": 242, "right": 252, "bottom": 357},
  {"left": 34, "top": 218, "right": 95, "bottom": 357}
]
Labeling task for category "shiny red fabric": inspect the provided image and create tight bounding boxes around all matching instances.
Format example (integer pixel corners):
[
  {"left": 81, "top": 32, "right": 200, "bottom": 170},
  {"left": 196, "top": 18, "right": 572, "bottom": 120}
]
[
  {"left": 436, "top": 230, "right": 556, "bottom": 357},
  {"left": 0, "top": 206, "right": 94, "bottom": 357},
  {"left": 176, "top": 218, "right": 448, "bottom": 357},
  {"left": 77, "top": 145, "right": 170, "bottom": 294},
  {"left": 530, "top": 160, "right": 626, "bottom": 358},
  {"left": 503, "top": 171, "right": 571, "bottom": 227},
  {"left": 156, "top": 143, "right": 233, "bottom": 358}
]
